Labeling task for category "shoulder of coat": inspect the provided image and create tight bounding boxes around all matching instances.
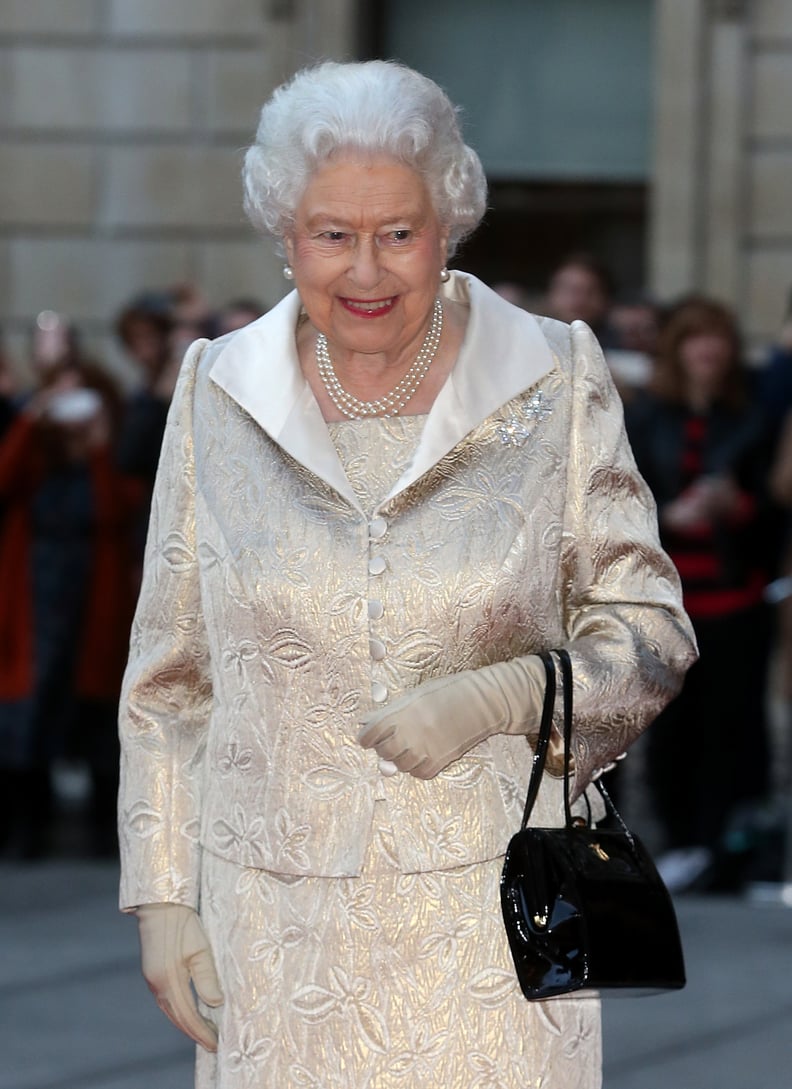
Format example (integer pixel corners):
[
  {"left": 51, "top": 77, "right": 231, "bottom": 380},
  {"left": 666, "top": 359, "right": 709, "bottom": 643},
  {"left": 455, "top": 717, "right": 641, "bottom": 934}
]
[{"left": 531, "top": 313, "right": 572, "bottom": 361}]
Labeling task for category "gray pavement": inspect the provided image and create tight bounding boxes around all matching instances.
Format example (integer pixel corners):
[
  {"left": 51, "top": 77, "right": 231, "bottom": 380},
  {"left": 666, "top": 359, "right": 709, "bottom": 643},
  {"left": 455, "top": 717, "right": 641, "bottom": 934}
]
[{"left": 1, "top": 859, "right": 791, "bottom": 1089}]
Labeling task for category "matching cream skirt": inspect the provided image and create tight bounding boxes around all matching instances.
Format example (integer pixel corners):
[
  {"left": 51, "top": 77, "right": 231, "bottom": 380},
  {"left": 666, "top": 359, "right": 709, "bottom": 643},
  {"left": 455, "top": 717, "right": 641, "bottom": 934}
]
[{"left": 195, "top": 806, "right": 601, "bottom": 1089}]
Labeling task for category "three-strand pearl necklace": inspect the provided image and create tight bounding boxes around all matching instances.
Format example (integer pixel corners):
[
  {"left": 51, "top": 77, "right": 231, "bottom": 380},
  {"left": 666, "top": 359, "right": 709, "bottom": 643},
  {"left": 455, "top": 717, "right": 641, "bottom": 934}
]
[{"left": 315, "top": 298, "right": 443, "bottom": 419}]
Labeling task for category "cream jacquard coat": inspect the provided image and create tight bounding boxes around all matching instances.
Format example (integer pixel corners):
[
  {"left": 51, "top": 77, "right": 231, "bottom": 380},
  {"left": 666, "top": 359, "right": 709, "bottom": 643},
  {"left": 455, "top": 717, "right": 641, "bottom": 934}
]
[{"left": 118, "top": 272, "right": 696, "bottom": 910}]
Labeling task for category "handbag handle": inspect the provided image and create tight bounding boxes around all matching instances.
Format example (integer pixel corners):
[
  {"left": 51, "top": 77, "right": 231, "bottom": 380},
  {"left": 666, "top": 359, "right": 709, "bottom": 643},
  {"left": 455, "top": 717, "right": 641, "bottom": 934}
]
[
  {"left": 520, "top": 648, "right": 635, "bottom": 839},
  {"left": 519, "top": 651, "right": 559, "bottom": 830},
  {"left": 557, "top": 648, "right": 575, "bottom": 826}
]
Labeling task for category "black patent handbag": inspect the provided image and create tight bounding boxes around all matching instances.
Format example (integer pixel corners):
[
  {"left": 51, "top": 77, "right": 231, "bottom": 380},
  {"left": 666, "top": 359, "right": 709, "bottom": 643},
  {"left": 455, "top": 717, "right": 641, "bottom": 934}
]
[{"left": 500, "top": 649, "right": 686, "bottom": 1000}]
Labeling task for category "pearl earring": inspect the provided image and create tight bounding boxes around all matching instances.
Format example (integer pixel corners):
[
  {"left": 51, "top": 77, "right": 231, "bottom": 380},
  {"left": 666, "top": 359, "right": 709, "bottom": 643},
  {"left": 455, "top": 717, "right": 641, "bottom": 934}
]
[
  {"left": 440, "top": 266, "right": 450, "bottom": 283},
  {"left": 283, "top": 265, "right": 294, "bottom": 280}
]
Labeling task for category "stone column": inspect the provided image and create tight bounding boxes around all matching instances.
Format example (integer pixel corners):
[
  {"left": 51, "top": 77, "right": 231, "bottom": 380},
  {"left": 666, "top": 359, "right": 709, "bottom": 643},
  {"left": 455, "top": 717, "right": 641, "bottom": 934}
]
[
  {"left": 747, "top": 0, "right": 792, "bottom": 344},
  {"left": 650, "top": 0, "right": 792, "bottom": 348},
  {"left": 649, "top": 0, "right": 708, "bottom": 299},
  {"left": 703, "top": 1, "right": 750, "bottom": 305}
]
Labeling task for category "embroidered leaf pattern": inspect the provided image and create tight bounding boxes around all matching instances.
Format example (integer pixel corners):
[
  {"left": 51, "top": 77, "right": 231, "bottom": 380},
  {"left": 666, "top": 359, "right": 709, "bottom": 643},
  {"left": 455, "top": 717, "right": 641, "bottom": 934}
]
[
  {"left": 273, "top": 808, "right": 310, "bottom": 869},
  {"left": 250, "top": 925, "right": 305, "bottom": 973},
  {"left": 221, "top": 639, "right": 259, "bottom": 680},
  {"left": 467, "top": 969, "right": 517, "bottom": 1008},
  {"left": 160, "top": 531, "right": 195, "bottom": 571},
  {"left": 263, "top": 629, "right": 313, "bottom": 672},
  {"left": 418, "top": 913, "right": 479, "bottom": 971},
  {"left": 301, "top": 761, "right": 360, "bottom": 799},
  {"left": 227, "top": 1025, "right": 275, "bottom": 1074},
  {"left": 125, "top": 800, "right": 162, "bottom": 838},
  {"left": 217, "top": 740, "right": 254, "bottom": 775},
  {"left": 291, "top": 984, "right": 339, "bottom": 1022}
]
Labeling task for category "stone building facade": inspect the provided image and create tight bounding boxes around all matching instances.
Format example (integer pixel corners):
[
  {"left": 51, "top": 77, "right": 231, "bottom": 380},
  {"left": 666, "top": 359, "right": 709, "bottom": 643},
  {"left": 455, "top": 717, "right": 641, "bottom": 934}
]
[
  {"left": 0, "top": 0, "right": 356, "bottom": 378},
  {"left": 1, "top": 0, "right": 790, "bottom": 377},
  {"left": 652, "top": 0, "right": 792, "bottom": 351}
]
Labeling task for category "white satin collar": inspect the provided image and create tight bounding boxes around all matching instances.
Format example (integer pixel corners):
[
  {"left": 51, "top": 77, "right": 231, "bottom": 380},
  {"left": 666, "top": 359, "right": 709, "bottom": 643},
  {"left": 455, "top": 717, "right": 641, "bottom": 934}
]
[{"left": 209, "top": 271, "right": 556, "bottom": 514}]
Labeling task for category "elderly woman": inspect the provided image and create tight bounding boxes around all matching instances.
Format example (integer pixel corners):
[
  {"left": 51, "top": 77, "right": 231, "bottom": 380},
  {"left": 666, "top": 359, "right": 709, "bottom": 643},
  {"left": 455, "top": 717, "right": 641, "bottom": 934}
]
[{"left": 119, "top": 60, "right": 696, "bottom": 1089}]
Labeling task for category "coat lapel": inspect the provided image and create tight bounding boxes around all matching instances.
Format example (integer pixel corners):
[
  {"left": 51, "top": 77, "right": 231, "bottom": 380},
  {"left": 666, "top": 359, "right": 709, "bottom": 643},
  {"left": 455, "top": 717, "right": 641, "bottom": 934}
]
[
  {"left": 208, "top": 272, "right": 556, "bottom": 511},
  {"left": 208, "top": 290, "right": 365, "bottom": 512},
  {"left": 383, "top": 272, "right": 555, "bottom": 502}
]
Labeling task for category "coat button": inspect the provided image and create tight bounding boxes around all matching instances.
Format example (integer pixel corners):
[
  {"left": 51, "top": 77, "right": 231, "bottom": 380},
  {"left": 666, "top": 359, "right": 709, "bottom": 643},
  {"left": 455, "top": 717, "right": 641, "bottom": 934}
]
[
  {"left": 369, "top": 516, "right": 388, "bottom": 539},
  {"left": 371, "top": 681, "right": 388, "bottom": 703},
  {"left": 368, "top": 599, "right": 384, "bottom": 620},
  {"left": 368, "top": 556, "right": 387, "bottom": 576},
  {"left": 369, "top": 638, "right": 386, "bottom": 661},
  {"left": 378, "top": 758, "right": 399, "bottom": 776}
]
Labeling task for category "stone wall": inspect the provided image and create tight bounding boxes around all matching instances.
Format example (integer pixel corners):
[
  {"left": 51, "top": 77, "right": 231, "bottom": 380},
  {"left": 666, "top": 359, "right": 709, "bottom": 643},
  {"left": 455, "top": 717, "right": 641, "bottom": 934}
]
[
  {"left": 5, "top": 1, "right": 790, "bottom": 373},
  {"left": 0, "top": 0, "right": 357, "bottom": 381},
  {"left": 651, "top": 0, "right": 792, "bottom": 351}
]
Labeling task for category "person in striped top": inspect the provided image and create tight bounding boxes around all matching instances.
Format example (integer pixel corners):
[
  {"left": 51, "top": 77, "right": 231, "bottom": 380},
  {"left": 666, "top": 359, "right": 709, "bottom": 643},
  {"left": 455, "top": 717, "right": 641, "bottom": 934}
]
[{"left": 626, "top": 297, "right": 777, "bottom": 892}]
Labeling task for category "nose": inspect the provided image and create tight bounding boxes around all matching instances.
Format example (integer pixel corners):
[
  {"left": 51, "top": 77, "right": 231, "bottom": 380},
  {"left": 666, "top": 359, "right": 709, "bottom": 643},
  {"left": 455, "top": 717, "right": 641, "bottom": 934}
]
[{"left": 348, "top": 236, "right": 382, "bottom": 290}]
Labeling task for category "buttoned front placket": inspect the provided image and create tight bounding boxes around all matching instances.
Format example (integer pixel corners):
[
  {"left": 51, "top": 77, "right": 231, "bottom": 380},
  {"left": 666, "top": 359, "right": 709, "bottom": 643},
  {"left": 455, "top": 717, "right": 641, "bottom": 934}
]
[{"left": 366, "top": 512, "right": 399, "bottom": 796}]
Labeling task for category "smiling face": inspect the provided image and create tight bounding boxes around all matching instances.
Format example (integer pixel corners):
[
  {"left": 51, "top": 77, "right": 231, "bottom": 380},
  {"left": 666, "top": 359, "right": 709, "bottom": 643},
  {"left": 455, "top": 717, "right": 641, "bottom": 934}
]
[{"left": 284, "top": 154, "right": 449, "bottom": 365}]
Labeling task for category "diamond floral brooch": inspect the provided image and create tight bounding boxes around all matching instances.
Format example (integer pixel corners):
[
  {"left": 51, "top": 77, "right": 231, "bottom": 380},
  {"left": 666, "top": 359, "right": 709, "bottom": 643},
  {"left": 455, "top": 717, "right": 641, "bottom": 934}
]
[{"left": 496, "top": 390, "right": 553, "bottom": 447}]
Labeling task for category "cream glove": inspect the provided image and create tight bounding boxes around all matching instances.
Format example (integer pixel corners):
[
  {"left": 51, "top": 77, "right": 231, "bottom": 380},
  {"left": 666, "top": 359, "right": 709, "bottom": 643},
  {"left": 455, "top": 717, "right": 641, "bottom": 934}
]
[
  {"left": 358, "top": 655, "right": 550, "bottom": 779},
  {"left": 136, "top": 903, "right": 224, "bottom": 1052}
]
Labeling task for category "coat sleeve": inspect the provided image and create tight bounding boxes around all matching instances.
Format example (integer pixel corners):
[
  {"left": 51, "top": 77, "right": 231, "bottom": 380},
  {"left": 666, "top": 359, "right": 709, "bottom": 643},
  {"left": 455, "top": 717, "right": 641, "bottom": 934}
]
[
  {"left": 118, "top": 339, "right": 212, "bottom": 912},
  {"left": 559, "top": 321, "right": 698, "bottom": 788}
]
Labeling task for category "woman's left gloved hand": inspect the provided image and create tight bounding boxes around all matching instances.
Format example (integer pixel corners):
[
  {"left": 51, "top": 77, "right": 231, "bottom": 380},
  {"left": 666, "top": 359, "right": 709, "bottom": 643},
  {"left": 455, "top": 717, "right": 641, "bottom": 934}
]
[
  {"left": 136, "top": 903, "right": 224, "bottom": 1052},
  {"left": 358, "top": 655, "right": 546, "bottom": 778}
]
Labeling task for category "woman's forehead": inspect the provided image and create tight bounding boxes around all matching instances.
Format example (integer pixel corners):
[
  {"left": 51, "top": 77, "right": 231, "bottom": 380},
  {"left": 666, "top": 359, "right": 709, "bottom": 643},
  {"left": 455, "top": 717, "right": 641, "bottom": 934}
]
[{"left": 296, "top": 157, "right": 435, "bottom": 225}]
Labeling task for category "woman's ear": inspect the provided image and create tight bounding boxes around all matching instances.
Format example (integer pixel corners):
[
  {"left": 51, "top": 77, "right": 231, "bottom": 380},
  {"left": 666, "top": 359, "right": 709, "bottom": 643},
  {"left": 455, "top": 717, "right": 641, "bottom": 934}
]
[{"left": 283, "top": 233, "right": 295, "bottom": 267}]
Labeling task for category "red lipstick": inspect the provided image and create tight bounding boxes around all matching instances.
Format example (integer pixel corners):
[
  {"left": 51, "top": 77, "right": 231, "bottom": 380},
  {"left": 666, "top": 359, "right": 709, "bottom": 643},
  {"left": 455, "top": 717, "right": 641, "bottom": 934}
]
[{"left": 339, "top": 297, "right": 397, "bottom": 318}]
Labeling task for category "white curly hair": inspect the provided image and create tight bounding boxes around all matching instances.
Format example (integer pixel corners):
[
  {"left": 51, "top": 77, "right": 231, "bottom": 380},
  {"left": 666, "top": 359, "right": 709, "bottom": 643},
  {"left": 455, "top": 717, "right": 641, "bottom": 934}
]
[{"left": 242, "top": 59, "right": 487, "bottom": 256}]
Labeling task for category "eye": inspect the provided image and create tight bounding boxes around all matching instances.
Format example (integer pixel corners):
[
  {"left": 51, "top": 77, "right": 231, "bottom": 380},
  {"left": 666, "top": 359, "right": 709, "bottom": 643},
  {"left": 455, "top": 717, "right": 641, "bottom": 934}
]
[
  {"left": 320, "top": 230, "right": 347, "bottom": 243},
  {"left": 387, "top": 229, "right": 412, "bottom": 244}
]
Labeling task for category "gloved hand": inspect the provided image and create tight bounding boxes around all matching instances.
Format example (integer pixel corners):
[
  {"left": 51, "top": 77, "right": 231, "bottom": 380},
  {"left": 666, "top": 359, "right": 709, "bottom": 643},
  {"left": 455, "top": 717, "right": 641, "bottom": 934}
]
[
  {"left": 358, "top": 655, "right": 550, "bottom": 779},
  {"left": 136, "top": 903, "right": 224, "bottom": 1052}
]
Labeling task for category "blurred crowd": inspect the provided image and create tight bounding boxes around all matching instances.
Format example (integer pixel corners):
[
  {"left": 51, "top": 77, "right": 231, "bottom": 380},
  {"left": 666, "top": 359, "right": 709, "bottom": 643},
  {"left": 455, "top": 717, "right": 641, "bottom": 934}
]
[
  {"left": 0, "top": 286, "right": 265, "bottom": 861},
  {"left": 533, "top": 255, "right": 792, "bottom": 895},
  {"left": 2, "top": 258, "right": 792, "bottom": 897}
]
